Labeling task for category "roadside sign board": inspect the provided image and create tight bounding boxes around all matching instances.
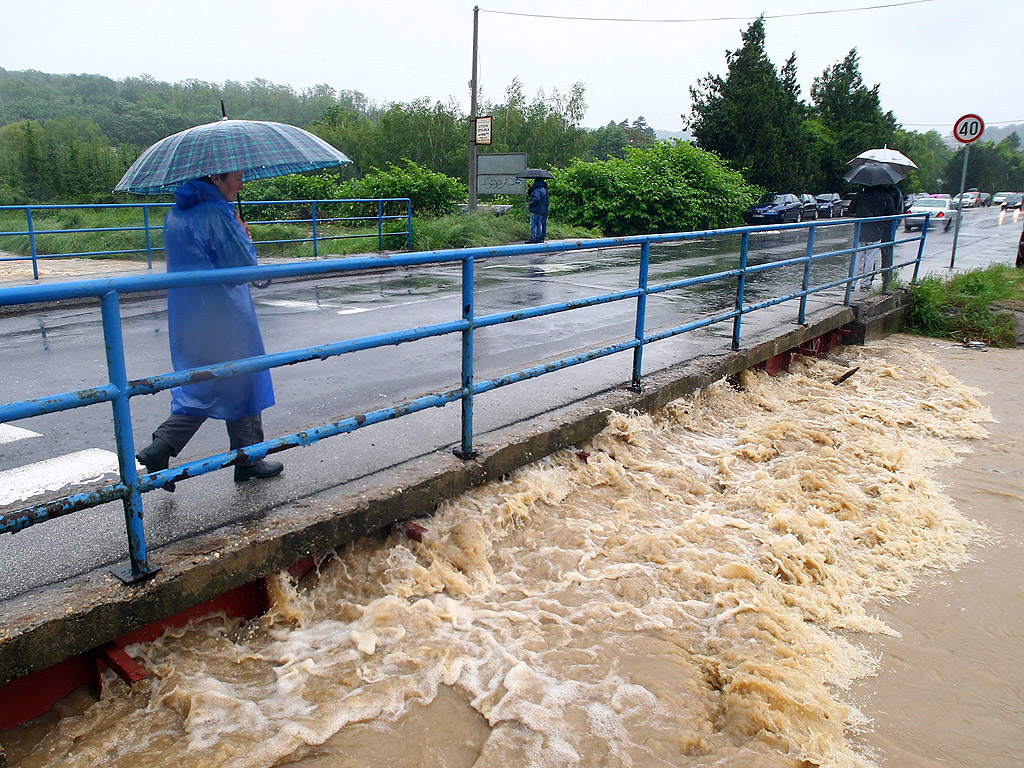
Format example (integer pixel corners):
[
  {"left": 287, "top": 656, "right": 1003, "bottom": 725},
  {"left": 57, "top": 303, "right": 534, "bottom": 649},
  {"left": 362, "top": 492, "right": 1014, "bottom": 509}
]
[
  {"left": 477, "top": 152, "right": 527, "bottom": 195},
  {"left": 953, "top": 114, "right": 984, "bottom": 144},
  {"left": 475, "top": 116, "right": 492, "bottom": 145},
  {"left": 949, "top": 114, "right": 984, "bottom": 269}
]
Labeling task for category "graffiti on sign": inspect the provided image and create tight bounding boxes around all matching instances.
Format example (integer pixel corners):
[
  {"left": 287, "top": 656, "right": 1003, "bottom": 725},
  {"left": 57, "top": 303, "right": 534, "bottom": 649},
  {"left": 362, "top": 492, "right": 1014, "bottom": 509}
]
[{"left": 476, "top": 152, "right": 528, "bottom": 196}]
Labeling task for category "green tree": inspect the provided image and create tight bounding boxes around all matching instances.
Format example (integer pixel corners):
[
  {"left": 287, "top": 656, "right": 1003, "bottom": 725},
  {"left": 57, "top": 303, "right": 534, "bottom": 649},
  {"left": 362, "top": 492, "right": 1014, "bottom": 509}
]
[
  {"left": 482, "top": 78, "right": 591, "bottom": 171},
  {"left": 0, "top": 120, "right": 47, "bottom": 200},
  {"left": 942, "top": 140, "right": 1024, "bottom": 194},
  {"left": 892, "top": 128, "right": 951, "bottom": 192},
  {"left": 589, "top": 118, "right": 657, "bottom": 161},
  {"left": 688, "top": 17, "right": 809, "bottom": 191},
  {"left": 809, "top": 49, "right": 898, "bottom": 190}
]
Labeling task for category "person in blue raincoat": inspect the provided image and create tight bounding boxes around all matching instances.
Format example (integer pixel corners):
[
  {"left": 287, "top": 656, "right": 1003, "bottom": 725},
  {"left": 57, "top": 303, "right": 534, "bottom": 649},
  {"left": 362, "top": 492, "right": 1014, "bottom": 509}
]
[
  {"left": 527, "top": 178, "right": 549, "bottom": 243},
  {"left": 135, "top": 171, "right": 283, "bottom": 489}
]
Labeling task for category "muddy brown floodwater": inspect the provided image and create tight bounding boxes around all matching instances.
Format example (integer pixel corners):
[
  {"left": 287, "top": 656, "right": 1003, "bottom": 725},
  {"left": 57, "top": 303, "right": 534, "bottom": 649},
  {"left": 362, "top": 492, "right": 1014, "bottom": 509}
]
[{"left": 3, "top": 336, "right": 1021, "bottom": 767}]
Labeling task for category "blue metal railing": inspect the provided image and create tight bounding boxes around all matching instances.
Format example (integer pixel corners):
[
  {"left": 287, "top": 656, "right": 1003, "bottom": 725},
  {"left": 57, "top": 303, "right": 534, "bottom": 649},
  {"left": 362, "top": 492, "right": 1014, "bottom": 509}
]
[
  {"left": 0, "top": 198, "right": 413, "bottom": 278},
  {"left": 0, "top": 214, "right": 927, "bottom": 582}
]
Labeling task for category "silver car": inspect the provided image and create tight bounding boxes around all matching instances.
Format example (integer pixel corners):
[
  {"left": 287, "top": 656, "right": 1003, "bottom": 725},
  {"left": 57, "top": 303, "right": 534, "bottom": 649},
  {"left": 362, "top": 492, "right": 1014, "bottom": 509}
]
[{"left": 905, "top": 197, "right": 960, "bottom": 232}]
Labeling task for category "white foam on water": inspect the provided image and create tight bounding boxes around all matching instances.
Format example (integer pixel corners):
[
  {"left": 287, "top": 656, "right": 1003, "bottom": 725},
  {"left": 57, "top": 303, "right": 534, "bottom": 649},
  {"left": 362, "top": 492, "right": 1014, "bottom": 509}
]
[{"left": 9, "top": 341, "right": 993, "bottom": 768}]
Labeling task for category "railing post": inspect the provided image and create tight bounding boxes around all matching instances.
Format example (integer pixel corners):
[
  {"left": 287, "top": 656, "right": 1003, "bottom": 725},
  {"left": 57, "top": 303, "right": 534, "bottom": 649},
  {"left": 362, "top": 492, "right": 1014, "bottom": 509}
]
[
  {"left": 311, "top": 201, "right": 319, "bottom": 258},
  {"left": 798, "top": 224, "right": 816, "bottom": 325},
  {"left": 406, "top": 200, "right": 413, "bottom": 249},
  {"left": 377, "top": 200, "right": 384, "bottom": 251},
  {"left": 27, "top": 207, "right": 39, "bottom": 280},
  {"left": 845, "top": 221, "right": 861, "bottom": 305},
  {"left": 100, "top": 291, "right": 159, "bottom": 584},
  {"left": 454, "top": 254, "right": 477, "bottom": 459},
  {"left": 143, "top": 204, "right": 153, "bottom": 269},
  {"left": 731, "top": 232, "right": 749, "bottom": 350},
  {"left": 631, "top": 241, "right": 651, "bottom": 390},
  {"left": 912, "top": 214, "right": 929, "bottom": 283}
]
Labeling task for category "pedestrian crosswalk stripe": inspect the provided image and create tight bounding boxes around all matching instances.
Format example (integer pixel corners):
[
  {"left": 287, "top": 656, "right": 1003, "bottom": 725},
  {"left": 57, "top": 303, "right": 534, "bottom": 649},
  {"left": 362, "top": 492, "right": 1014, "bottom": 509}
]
[
  {"left": 0, "top": 425, "right": 41, "bottom": 444},
  {"left": 0, "top": 449, "right": 120, "bottom": 507}
]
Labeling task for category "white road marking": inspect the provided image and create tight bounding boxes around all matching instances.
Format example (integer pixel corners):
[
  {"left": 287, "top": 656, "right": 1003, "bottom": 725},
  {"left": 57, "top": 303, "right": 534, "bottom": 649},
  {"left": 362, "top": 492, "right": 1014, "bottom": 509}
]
[
  {"left": 0, "top": 425, "right": 40, "bottom": 444},
  {"left": 258, "top": 299, "right": 337, "bottom": 311},
  {"left": 0, "top": 449, "right": 121, "bottom": 506},
  {"left": 255, "top": 298, "right": 372, "bottom": 315}
]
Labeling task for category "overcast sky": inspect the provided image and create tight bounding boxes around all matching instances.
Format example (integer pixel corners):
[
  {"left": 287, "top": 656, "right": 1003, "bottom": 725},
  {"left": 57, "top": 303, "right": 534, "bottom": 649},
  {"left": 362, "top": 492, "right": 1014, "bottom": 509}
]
[{"left": 3, "top": 0, "right": 1020, "bottom": 137}]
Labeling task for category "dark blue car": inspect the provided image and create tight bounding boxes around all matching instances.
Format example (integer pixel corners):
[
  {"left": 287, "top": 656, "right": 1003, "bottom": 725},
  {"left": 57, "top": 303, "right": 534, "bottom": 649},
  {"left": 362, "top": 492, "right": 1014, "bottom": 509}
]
[
  {"left": 744, "top": 193, "right": 802, "bottom": 225},
  {"left": 815, "top": 193, "right": 843, "bottom": 218}
]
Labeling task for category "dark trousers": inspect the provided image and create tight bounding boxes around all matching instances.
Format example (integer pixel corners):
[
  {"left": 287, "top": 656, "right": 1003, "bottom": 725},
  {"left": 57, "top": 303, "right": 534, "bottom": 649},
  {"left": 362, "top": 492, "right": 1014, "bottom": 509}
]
[
  {"left": 153, "top": 413, "right": 264, "bottom": 461},
  {"left": 880, "top": 244, "right": 894, "bottom": 290}
]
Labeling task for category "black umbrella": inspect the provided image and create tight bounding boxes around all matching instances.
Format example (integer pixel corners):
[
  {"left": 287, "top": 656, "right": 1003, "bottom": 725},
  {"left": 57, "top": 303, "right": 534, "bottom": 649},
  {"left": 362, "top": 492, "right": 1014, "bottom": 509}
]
[
  {"left": 516, "top": 168, "right": 554, "bottom": 179},
  {"left": 843, "top": 162, "right": 905, "bottom": 186}
]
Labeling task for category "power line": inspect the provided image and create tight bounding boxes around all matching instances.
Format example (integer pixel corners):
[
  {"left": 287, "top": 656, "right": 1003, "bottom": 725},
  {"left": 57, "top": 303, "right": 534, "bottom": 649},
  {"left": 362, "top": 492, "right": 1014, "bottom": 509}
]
[
  {"left": 482, "top": 1, "right": 933, "bottom": 25},
  {"left": 903, "top": 119, "right": 1024, "bottom": 128}
]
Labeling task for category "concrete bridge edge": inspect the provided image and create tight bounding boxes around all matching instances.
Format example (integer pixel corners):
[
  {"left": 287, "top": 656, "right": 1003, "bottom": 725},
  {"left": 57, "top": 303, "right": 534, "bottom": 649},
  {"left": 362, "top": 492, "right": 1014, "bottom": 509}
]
[{"left": 0, "top": 294, "right": 906, "bottom": 688}]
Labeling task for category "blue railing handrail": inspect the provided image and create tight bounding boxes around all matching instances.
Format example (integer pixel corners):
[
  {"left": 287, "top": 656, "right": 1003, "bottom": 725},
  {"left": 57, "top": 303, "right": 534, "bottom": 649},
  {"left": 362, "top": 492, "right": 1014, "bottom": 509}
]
[
  {"left": 0, "top": 198, "right": 414, "bottom": 277},
  {"left": 0, "top": 213, "right": 928, "bottom": 583}
]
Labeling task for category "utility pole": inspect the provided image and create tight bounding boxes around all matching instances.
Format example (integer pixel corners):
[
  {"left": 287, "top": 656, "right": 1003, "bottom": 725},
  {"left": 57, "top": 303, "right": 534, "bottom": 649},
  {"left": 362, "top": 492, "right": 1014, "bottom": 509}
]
[{"left": 468, "top": 5, "right": 479, "bottom": 210}]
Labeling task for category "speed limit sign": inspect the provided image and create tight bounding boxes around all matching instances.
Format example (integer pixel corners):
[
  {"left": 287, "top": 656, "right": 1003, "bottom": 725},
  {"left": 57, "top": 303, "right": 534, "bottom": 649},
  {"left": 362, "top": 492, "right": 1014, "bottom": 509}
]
[{"left": 953, "top": 114, "right": 984, "bottom": 144}]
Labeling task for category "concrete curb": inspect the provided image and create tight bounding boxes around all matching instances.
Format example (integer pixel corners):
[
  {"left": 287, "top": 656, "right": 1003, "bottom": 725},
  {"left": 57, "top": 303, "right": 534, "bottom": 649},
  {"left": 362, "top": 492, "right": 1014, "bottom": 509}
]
[{"left": 0, "top": 296, "right": 907, "bottom": 686}]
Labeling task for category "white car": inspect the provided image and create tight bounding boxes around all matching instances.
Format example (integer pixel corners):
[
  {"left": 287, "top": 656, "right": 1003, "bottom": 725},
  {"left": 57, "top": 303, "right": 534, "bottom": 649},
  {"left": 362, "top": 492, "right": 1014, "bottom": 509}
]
[
  {"left": 952, "top": 191, "right": 980, "bottom": 209},
  {"left": 992, "top": 191, "right": 1016, "bottom": 206},
  {"left": 905, "top": 197, "right": 960, "bottom": 232}
]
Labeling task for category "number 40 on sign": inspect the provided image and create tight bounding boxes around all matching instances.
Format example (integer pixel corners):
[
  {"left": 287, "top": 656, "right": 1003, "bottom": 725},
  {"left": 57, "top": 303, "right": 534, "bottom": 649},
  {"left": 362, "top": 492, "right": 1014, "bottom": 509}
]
[{"left": 953, "top": 114, "right": 984, "bottom": 144}]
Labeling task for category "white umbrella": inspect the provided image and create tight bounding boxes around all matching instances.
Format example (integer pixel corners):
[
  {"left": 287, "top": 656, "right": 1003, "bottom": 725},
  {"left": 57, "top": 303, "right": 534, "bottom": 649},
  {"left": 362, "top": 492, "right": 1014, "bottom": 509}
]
[{"left": 847, "top": 146, "right": 917, "bottom": 170}]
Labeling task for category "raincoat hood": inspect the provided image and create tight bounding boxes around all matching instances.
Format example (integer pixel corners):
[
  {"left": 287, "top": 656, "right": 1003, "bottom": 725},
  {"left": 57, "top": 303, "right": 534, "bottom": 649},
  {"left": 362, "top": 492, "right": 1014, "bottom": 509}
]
[{"left": 174, "top": 178, "right": 225, "bottom": 210}]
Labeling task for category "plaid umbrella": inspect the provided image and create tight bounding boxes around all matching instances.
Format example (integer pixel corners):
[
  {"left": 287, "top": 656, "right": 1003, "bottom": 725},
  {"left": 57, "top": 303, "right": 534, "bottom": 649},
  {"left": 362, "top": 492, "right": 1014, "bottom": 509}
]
[{"left": 114, "top": 119, "right": 351, "bottom": 194}]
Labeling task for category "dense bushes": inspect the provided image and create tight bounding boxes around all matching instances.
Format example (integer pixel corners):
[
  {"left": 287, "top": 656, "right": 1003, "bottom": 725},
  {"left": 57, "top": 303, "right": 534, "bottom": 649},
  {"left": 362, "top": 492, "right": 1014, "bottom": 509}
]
[
  {"left": 552, "top": 140, "right": 760, "bottom": 236},
  {"left": 345, "top": 160, "right": 466, "bottom": 217},
  {"left": 244, "top": 160, "right": 466, "bottom": 219}
]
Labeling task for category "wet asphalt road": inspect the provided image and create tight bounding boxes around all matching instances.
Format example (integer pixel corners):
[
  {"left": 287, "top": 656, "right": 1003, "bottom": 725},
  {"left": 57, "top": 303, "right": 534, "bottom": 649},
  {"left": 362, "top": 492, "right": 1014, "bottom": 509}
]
[{"left": 0, "top": 206, "right": 1019, "bottom": 601}]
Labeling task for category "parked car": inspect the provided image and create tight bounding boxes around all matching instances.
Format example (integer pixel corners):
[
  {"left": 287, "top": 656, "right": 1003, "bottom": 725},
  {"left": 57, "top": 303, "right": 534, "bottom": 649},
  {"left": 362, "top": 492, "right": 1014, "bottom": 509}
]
[
  {"left": 904, "top": 197, "right": 960, "bottom": 232},
  {"left": 743, "top": 193, "right": 802, "bottom": 224},
  {"left": 814, "top": 193, "right": 843, "bottom": 218},
  {"left": 930, "top": 193, "right": 952, "bottom": 199},
  {"left": 977, "top": 192, "right": 992, "bottom": 207},
  {"left": 798, "top": 194, "right": 818, "bottom": 220},
  {"left": 952, "top": 191, "right": 979, "bottom": 208},
  {"left": 840, "top": 192, "right": 857, "bottom": 214},
  {"left": 992, "top": 191, "right": 1015, "bottom": 206},
  {"left": 1001, "top": 193, "right": 1023, "bottom": 210}
]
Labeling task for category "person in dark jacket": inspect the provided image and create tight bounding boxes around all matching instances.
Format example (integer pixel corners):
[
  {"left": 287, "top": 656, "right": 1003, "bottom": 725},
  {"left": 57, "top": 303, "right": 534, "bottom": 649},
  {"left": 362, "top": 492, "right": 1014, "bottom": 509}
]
[
  {"left": 527, "top": 179, "right": 549, "bottom": 243},
  {"left": 1017, "top": 222, "right": 1024, "bottom": 269},
  {"left": 851, "top": 184, "right": 896, "bottom": 291},
  {"left": 880, "top": 183, "right": 903, "bottom": 292},
  {"left": 135, "top": 172, "right": 283, "bottom": 490}
]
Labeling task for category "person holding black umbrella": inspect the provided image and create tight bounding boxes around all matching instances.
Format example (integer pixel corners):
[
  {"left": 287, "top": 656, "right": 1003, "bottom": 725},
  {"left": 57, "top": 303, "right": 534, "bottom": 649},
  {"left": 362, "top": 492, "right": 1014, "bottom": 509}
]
[
  {"left": 850, "top": 183, "right": 896, "bottom": 291},
  {"left": 845, "top": 162, "right": 900, "bottom": 292},
  {"left": 527, "top": 178, "right": 549, "bottom": 244}
]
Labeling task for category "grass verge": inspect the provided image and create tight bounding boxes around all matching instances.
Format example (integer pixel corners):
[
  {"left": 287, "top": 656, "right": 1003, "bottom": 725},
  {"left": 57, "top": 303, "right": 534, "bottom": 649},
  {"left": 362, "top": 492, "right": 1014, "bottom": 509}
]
[{"left": 904, "top": 264, "right": 1024, "bottom": 347}]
